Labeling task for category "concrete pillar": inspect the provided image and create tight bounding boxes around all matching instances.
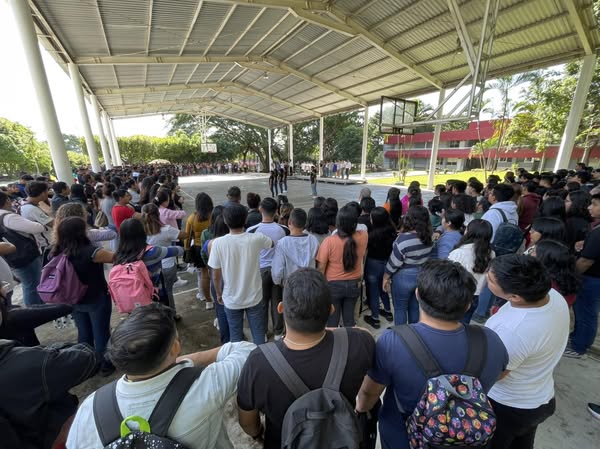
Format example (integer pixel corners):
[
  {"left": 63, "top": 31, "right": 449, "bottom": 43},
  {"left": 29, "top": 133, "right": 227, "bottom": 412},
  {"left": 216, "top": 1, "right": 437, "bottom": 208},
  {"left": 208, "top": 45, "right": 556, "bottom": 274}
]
[
  {"left": 428, "top": 88, "right": 446, "bottom": 190},
  {"left": 319, "top": 117, "right": 324, "bottom": 166},
  {"left": 90, "top": 95, "right": 112, "bottom": 169},
  {"left": 288, "top": 124, "right": 294, "bottom": 169},
  {"left": 108, "top": 119, "right": 123, "bottom": 166},
  {"left": 554, "top": 54, "right": 596, "bottom": 171},
  {"left": 360, "top": 106, "right": 369, "bottom": 179},
  {"left": 68, "top": 63, "right": 101, "bottom": 172},
  {"left": 9, "top": 0, "right": 72, "bottom": 182},
  {"left": 267, "top": 129, "right": 272, "bottom": 171},
  {"left": 102, "top": 111, "right": 118, "bottom": 167}
]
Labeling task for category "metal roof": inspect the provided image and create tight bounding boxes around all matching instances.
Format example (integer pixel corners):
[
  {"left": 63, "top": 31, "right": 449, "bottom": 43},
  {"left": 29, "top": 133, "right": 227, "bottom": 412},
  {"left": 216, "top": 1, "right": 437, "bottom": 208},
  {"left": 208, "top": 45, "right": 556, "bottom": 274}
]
[{"left": 29, "top": 0, "right": 600, "bottom": 129}]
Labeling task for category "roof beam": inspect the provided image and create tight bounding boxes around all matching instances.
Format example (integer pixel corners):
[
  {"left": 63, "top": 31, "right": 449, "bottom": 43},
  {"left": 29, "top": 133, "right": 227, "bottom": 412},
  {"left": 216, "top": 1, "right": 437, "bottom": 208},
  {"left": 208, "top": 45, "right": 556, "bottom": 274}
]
[
  {"left": 112, "top": 109, "right": 269, "bottom": 128},
  {"left": 204, "top": 5, "right": 237, "bottom": 55},
  {"left": 108, "top": 99, "right": 291, "bottom": 124},
  {"left": 563, "top": 0, "right": 593, "bottom": 55},
  {"left": 225, "top": 7, "right": 266, "bottom": 55},
  {"left": 95, "top": 81, "right": 320, "bottom": 116},
  {"left": 75, "top": 55, "right": 270, "bottom": 65}
]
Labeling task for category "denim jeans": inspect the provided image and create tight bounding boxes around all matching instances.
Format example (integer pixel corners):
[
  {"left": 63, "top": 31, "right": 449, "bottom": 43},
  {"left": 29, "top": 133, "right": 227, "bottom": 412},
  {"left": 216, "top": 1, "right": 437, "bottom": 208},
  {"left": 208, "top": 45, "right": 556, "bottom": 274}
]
[
  {"left": 13, "top": 255, "right": 43, "bottom": 306},
  {"left": 225, "top": 301, "right": 266, "bottom": 344},
  {"left": 365, "top": 258, "right": 391, "bottom": 320},
  {"left": 72, "top": 291, "right": 112, "bottom": 357},
  {"left": 571, "top": 275, "right": 600, "bottom": 354},
  {"left": 311, "top": 183, "right": 317, "bottom": 196},
  {"left": 391, "top": 266, "right": 420, "bottom": 325},
  {"left": 162, "top": 265, "right": 177, "bottom": 311},
  {"left": 261, "top": 268, "right": 283, "bottom": 336},
  {"left": 209, "top": 268, "right": 229, "bottom": 343},
  {"left": 473, "top": 282, "right": 495, "bottom": 319},
  {"left": 327, "top": 279, "right": 361, "bottom": 327}
]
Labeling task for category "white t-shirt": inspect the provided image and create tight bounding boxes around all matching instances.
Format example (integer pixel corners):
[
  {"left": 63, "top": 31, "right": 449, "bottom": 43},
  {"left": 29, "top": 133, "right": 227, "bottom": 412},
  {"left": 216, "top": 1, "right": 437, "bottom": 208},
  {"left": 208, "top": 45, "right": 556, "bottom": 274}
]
[
  {"left": 147, "top": 225, "right": 181, "bottom": 269},
  {"left": 448, "top": 243, "right": 495, "bottom": 295},
  {"left": 485, "top": 289, "right": 569, "bottom": 409},
  {"left": 66, "top": 342, "right": 255, "bottom": 449},
  {"left": 208, "top": 232, "right": 272, "bottom": 309},
  {"left": 20, "top": 203, "right": 53, "bottom": 249}
]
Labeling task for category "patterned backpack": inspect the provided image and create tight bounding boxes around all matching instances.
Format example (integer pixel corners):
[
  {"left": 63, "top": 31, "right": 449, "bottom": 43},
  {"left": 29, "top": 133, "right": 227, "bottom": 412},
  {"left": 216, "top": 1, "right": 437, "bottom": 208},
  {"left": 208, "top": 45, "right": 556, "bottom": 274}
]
[{"left": 393, "top": 325, "right": 496, "bottom": 449}]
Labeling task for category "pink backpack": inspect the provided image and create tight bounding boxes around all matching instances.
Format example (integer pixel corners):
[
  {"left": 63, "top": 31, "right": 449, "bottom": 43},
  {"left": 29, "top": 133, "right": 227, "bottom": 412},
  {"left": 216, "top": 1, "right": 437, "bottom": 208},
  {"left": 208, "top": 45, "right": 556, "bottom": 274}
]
[{"left": 108, "top": 258, "right": 155, "bottom": 313}]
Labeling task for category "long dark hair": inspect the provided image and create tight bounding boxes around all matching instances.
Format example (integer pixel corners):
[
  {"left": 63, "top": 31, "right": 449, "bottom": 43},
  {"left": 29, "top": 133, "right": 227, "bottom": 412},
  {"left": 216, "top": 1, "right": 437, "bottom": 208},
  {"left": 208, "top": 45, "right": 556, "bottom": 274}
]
[
  {"left": 306, "top": 207, "right": 329, "bottom": 235},
  {"left": 141, "top": 203, "right": 162, "bottom": 236},
  {"left": 336, "top": 205, "right": 358, "bottom": 272},
  {"left": 531, "top": 217, "right": 567, "bottom": 243},
  {"left": 139, "top": 177, "right": 155, "bottom": 205},
  {"left": 51, "top": 216, "right": 90, "bottom": 257},
  {"left": 402, "top": 205, "right": 432, "bottom": 246},
  {"left": 538, "top": 197, "right": 566, "bottom": 220},
  {"left": 369, "top": 207, "right": 396, "bottom": 251},
  {"left": 114, "top": 219, "right": 148, "bottom": 264},
  {"left": 195, "top": 192, "right": 213, "bottom": 221},
  {"left": 208, "top": 206, "right": 225, "bottom": 235},
  {"left": 386, "top": 187, "right": 402, "bottom": 227},
  {"left": 455, "top": 219, "right": 493, "bottom": 274},
  {"left": 535, "top": 239, "right": 581, "bottom": 296},
  {"left": 566, "top": 190, "right": 591, "bottom": 220}
]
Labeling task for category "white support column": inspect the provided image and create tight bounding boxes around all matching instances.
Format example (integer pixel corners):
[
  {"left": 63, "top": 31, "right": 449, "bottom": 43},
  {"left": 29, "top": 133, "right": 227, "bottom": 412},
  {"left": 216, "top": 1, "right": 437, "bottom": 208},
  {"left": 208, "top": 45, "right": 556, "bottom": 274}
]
[
  {"left": 360, "top": 106, "right": 369, "bottom": 179},
  {"left": 90, "top": 95, "right": 112, "bottom": 169},
  {"left": 9, "top": 0, "right": 72, "bottom": 182},
  {"left": 428, "top": 88, "right": 446, "bottom": 190},
  {"left": 68, "top": 63, "right": 101, "bottom": 172},
  {"left": 102, "top": 111, "right": 118, "bottom": 167},
  {"left": 288, "top": 124, "right": 294, "bottom": 168},
  {"left": 319, "top": 117, "right": 324, "bottom": 168},
  {"left": 554, "top": 54, "right": 597, "bottom": 171},
  {"left": 108, "top": 119, "right": 123, "bottom": 166},
  {"left": 268, "top": 129, "right": 272, "bottom": 171}
]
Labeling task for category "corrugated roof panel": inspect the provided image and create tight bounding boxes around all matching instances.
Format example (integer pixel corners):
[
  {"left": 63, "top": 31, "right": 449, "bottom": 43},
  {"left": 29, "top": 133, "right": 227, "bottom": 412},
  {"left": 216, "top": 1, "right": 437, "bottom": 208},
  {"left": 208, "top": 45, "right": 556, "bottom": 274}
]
[
  {"left": 98, "top": 95, "right": 123, "bottom": 106},
  {"left": 247, "top": 15, "right": 303, "bottom": 56},
  {"left": 374, "top": 0, "right": 450, "bottom": 42},
  {"left": 316, "top": 48, "right": 386, "bottom": 81},
  {"left": 270, "top": 24, "right": 329, "bottom": 61},
  {"left": 302, "top": 39, "right": 373, "bottom": 75},
  {"left": 148, "top": 0, "right": 198, "bottom": 55},
  {"left": 145, "top": 64, "right": 176, "bottom": 85},
  {"left": 114, "top": 66, "right": 145, "bottom": 87},
  {"left": 286, "top": 34, "right": 350, "bottom": 68},
  {"left": 205, "top": 5, "right": 262, "bottom": 55},
  {"left": 230, "top": 8, "right": 289, "bottom": 54},
  {"left": 79, "top": 66, "right": 118, "bottom": 88},
  {"left": 186, "top": 63, "right": 220, "bottom": 83},
  {"left": 121, "top": 93, "right": 144, "bottom": 105},
  {"left": 181, "top": 2, "right": 233, "bottom": 55}
]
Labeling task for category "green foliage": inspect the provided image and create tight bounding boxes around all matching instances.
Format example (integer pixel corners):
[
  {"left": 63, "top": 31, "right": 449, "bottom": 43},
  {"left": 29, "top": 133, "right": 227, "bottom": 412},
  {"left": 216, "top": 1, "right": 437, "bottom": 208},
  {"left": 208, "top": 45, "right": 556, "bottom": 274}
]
[
  {"left": 0, "top": 117, "right": 52, "bottom": 176},
  {"left": 63, "top": 134, "right": 83, "bottom": 153}
]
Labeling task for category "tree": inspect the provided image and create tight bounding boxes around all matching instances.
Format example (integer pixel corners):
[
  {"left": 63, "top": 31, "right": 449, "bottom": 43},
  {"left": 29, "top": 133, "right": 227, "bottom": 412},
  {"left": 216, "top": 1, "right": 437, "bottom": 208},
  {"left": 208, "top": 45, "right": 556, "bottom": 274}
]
[{"left": 63, "top": 134, "right": 83, "bottom": 153}]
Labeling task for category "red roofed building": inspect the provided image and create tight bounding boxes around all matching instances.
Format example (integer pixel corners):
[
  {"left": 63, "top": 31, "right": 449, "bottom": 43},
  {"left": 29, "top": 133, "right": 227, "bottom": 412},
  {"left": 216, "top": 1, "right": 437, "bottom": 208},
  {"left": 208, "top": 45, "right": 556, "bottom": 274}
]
[{"left": 382, "top": 120, "right": 600, "bottom": 171}]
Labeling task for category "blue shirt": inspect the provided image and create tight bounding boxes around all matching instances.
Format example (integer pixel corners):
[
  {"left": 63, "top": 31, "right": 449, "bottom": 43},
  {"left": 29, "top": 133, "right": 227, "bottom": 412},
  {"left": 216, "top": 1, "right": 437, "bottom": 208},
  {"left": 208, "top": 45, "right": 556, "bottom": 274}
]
[
  {"left": 432, "top": 229, "right": 462, "bottom": 259},
  {"left": 368, "top": 323, "right": 508, "bottom": 449}
]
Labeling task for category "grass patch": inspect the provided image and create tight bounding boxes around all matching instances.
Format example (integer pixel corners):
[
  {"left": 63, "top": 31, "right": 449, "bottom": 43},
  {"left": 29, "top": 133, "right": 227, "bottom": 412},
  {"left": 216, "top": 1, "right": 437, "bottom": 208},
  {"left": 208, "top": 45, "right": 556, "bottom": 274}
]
[{"left": 368, "top": 169, "right": 509, "bottom": 188}]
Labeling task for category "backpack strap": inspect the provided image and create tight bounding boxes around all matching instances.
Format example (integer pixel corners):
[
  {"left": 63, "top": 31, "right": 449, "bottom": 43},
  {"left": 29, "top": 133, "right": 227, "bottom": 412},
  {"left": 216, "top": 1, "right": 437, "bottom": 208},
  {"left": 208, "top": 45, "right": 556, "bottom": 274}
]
[
  {"left": 148, "top": 365, "right": 204, "bottom": 437},
  {"left": 462, "top": 325, "right": 488, "bottom": 377},
  {"left": 323, "top": 328, "right": 349, "bottom": 391},
  {"left": 93, "top": 380, "right": 123, "bottom": 446},
  {"left": 392, "top": 325, "right": 443, "bottom": 378},
  {"left": 259, "top": 342, "right": 310, "bottom": 399},
  {"left": 494, "top": 208, "right": 508, "bottom": 223}
]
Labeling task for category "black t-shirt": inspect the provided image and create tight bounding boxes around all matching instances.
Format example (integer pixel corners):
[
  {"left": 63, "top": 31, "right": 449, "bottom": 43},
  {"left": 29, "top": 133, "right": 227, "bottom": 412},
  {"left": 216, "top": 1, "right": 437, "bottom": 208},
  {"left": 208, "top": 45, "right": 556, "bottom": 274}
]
[
  {"left": 580, "top": 224, "right": 600, "bottom": 277},
  {"left": 367, "top": 228, "right": 396, "bottom": 260},
  {"left": 237, "top": 328, "right": 375, "bottom": 449},
  {"left": 68, "top": 244, "right": 109, "bottom": 303},
  {"left": 357, "top": 214, "right": 373, "bottom": 232}
]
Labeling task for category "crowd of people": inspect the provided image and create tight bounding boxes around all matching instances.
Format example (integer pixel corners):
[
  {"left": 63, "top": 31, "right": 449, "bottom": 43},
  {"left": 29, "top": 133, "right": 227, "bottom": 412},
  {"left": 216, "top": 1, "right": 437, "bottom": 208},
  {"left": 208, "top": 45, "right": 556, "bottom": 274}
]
[{"left": 0, "top": 161, "right": 599, "bottom": 449}]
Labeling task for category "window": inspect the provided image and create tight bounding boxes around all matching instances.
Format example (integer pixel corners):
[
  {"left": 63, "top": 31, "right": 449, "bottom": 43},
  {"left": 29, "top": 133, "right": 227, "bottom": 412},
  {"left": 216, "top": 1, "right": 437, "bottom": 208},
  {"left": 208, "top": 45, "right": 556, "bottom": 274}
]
[{"left": 449, "top": 140, "right": 461, "bottom": 148}]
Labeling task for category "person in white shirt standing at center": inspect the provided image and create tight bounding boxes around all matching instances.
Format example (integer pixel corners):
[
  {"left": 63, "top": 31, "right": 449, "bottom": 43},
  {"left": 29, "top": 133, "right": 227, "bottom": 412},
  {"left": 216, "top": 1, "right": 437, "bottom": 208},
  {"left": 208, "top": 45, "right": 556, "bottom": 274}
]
[
  {"left": 209, "top": 203, "right": 273, "bottom": 344},
  {"left": 484, "top": 254, "right": 569, "bottom": 449}
]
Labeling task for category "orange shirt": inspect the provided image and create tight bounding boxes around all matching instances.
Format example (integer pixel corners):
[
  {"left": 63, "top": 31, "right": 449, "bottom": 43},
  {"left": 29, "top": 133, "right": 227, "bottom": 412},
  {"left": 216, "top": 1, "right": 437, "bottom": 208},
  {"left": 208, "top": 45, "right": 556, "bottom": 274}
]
[
  {"left": 383, "top": 202, "right": 391, "bottom": 213},
  {"left": 316, "top": 231, "right": 368, "bottom": 281}
]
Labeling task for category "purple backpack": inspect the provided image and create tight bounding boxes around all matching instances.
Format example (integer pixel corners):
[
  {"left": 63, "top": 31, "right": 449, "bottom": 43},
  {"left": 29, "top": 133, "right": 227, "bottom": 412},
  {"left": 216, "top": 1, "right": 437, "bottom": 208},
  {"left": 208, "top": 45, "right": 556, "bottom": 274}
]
[{"left": 37, "top": 253, "right": 88, "bottom": 304}]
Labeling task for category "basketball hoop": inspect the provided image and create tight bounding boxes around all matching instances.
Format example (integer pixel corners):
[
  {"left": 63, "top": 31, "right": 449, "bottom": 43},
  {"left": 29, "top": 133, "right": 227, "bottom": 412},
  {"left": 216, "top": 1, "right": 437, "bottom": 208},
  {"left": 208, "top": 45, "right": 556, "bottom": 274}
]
[{"left": 379, "top": 97, "right": 418, "bottom": 135}]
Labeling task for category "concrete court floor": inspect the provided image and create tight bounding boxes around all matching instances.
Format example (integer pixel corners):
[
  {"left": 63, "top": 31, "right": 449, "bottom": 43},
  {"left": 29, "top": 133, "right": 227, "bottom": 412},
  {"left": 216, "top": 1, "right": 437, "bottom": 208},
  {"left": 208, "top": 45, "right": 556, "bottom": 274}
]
[{"left": 34, "top": 173, "right": 599, "bottom": 449}]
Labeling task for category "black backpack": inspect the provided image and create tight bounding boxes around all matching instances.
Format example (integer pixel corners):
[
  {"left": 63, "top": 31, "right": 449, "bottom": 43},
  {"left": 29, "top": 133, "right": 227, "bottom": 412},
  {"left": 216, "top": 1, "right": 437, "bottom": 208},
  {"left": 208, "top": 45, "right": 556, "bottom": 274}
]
[
  {"left": 491, "top": 209, "right": 524, "bottom": 256},
  {"left": 0, "top": 213, "right": 40, "bottom": 268},
  {"left": 92, "top": 366, "right": 203, "bottom": 449},
  {"left": 260, "top": 328, "right": 361, "bottom": 449}
]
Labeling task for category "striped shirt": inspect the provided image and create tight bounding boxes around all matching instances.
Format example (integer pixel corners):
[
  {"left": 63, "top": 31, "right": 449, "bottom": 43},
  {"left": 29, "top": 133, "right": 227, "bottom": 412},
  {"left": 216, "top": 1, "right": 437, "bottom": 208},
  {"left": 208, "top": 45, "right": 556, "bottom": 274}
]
[{"left": 385, "top": 232, "right": 433, "bottom": 275}]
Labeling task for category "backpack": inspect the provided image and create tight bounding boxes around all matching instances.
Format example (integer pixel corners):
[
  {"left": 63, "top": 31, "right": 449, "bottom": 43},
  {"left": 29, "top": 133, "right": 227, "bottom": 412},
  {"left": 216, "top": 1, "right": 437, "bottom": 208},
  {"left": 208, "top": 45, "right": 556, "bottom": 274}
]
[
  {"left": 108, "top": 254, "right": 155, "bottom": 313},
  {"left": 94, "top": 210, "right": 109, "bottom": 228},
  {"left": 0, "top": 213, "right": 40, "bottom": 269},
  {"left": 37, "top": 253, "right": 88, "bottom": 304},
  {"left": 392, "top": 325, "right": 496, "bottom": 449},
  {"left": 259, "top": 328, "right": 362, "bottom": 449},
  {"left": 93, "top": 366, "right": 203, "bottom": 449},
  {"left": 491, "top": 209, "right": 524, "bottom": 256}
]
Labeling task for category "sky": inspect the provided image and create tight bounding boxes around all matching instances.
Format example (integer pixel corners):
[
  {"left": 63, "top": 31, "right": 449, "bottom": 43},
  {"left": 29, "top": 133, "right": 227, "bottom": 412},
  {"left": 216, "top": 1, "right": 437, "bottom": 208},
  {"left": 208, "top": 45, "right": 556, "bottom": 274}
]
[{"left": 0, "top": 0, "right": 539, "bottom": 143}]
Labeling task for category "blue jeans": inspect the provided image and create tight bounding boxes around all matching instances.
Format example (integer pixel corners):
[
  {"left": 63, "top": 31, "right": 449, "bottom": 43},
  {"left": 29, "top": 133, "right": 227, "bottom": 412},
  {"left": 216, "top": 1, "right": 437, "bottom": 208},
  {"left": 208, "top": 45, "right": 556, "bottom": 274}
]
[
  {"left": 72, "top": 291, "right": 112, "bottom": 357},
  {"left": 571, "top": 275, "right": 600, "bottom": 354},
  {"left": 225, "top": 301, "right": 266, "bottom": 345},
  {"left": 327, "top": 279, "right": 361, "bottom": 327},
  {"left": 473, "top": 282, "right": 495, "bottom": 319},
  {"left": 209, "top": 268, "right": 229, "bottom": 343},
  {"left": 391, "top": 267, "right": 420, "bottom": 325},
  {"left": 365, "top": 258, "right": 391, "bottom": 320},
  {"left": 311, "top": 183, "right": 317, "bottom": 196},
  {"left": 13, "top": 255, "right": 43, "bottom": 306}
]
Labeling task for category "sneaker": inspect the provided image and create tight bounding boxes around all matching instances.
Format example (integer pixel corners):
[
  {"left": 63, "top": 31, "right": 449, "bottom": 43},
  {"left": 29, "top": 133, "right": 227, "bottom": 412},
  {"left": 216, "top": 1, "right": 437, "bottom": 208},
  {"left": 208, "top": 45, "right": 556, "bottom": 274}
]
[
  {"left": 205, "top": 302, "right": 214, "bottom": 310},
  {"left": 196, "top": 293, "right": 206, "bottom": 301},
  {"left": 563, "top": 347, "right": 586, "bottom": 359},
  {"left": 213, "top": 318, "right": 220, "bottom": 330},
  {"left": 587, "top": 403, "right": 600, "bottom": 420},
  {"left": 186, "top": 265, "right": 197, "bottom": 274},
  {"left": 274, "top": 334, "right": 284, "bottom": 341},
  {"left": 173, "top": 278, "right": 188, "bottom": 288},
  {"left": 379, "top": 309, "right": 394, "bottom": 322},
  {"left": 364, "top": 315, "right": 381, "bottom": 329}
]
